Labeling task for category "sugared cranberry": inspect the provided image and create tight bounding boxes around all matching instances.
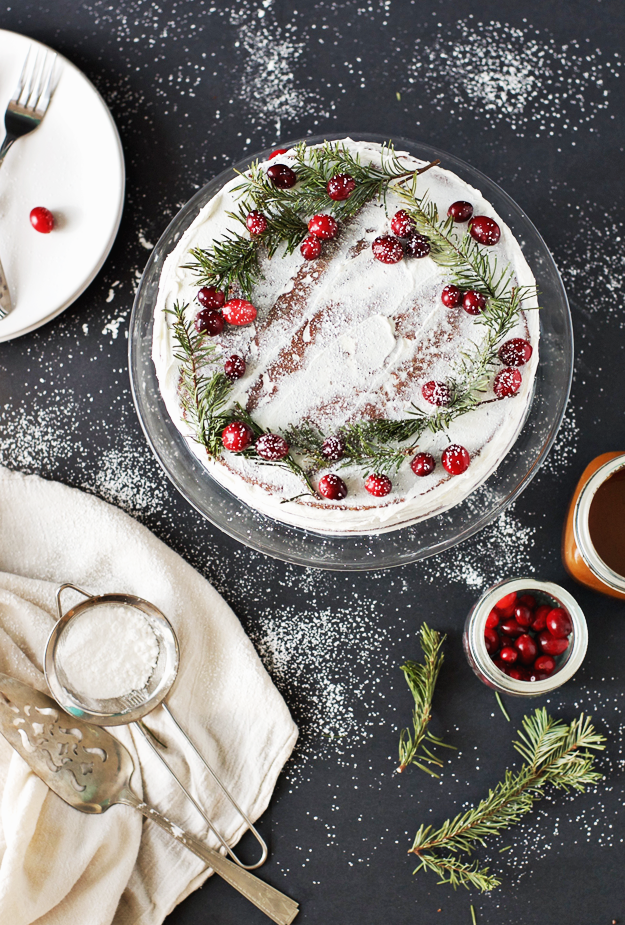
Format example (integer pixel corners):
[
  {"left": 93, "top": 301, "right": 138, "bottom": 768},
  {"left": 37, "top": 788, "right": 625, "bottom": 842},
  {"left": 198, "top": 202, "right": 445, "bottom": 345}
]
[
  {"left": 404, "top": 233, "right": 431, "bottom": 258},
  {"left": 515, "top": 633, "right": 538, "bottom": 665},
  {"left": 224, "top": 354, "right": 246, "bottom": 380},
  {"left": 30, "top": 206, "right": 55, "bottom": 233},
  {"left": 300, "top": 235, "right": 322, "bottom": 260},
  {"left": 469, "top": 215, "right": 501, "bottom": 245},
  {"left": 421, "top": 380, "right": 452, "bottom": 406},
  {"left": 518, "top": 593, "right": 536, "bottom": 609},
  {"left": 441, "top": 285, "right": 463, "bottom": 308},
  {"left": 267, "top": 163, "right": 297, "bottom": 189},
  {"left": 538, "top": 631, "right": 570, "bottom": 657},
  {"left": 318, "top": 473, "right": 348, "bottom": 500},
  {"left": 269, "top": 148, "right": 288, "bottom": 159},
  {"left": 256, "top": 433, "right": 290, "bottom": 461},
  {"left": 411, "top": 452, "right": 436, "bottom": 477},
  {"left": 531, "top": 605, "right": 551, "bottom": 632},
  {"left": 494, "top": 368, "right": 522, "bottom": 399},
  {"left": 391, "top": 210, "right": 416, "bottom": 237},
  {"left": 546, "top": 608, "right": 573, "bottom": 639},
  {"left": 197, "top": 286, "right": 225, "bottom": 309},
  {"left": 500, "top": 646, "right": 518, "bottom": 664},
  {"left": 498, "top": 338, "right": 533, "bottom": 367},
  {"left": 441, "top": 444, "right": 470, "bottom": 475},
  {"left": 222, "top": 422, "right": 253, "bottom": 452},
  {"left": 246, "top": 210, "right": 268, "bottom": 235},
  {"left": 500, "top": 618, "right": 524, "bottom": 638},
  {"left": 448, "top": 200, "right": 473, "bottom": 222},
  {"left": 365, "top": 473, "right": 392, "bottom": 497},
  {"left": 308, "top": 214, "right": 338, "bottom": 240},
  {"left": 322, "top": 435, "right": 346, "bottom": 461},
  {"left": 327, "top": 173, "right": 355, "bottom": 201},
  {"left": 514, "top": 604, "right": 533, "bottom": 628},
  {"left": 534, "top": 655, "right": 556, "bottom": 675},
  {"left": 485, "top": 609, "right": 500, "bottom": 629},
  {"left": 372, "top": 235, "right": 404, "bottom": 264},
  {"left": 223, "top": 299, "right": 257, "bottom": 325},
  {"left": 195, "top": 309, "right": 224, "bottom": 336},
  {"left": 495, "top": 591, "right": 517, "bottom": 613},
  {"left": 462, "top": 290, "right": 486, "bottom": 315},
  {"left": 484, "top": 628, "right": 500, "bottom": 655}
]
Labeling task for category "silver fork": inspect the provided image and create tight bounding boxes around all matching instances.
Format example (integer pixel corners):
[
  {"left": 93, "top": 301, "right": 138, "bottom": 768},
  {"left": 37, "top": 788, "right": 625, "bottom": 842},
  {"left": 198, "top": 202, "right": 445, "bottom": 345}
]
[{"left": 0, "top": 46, "right": 58, "bottom": 319}]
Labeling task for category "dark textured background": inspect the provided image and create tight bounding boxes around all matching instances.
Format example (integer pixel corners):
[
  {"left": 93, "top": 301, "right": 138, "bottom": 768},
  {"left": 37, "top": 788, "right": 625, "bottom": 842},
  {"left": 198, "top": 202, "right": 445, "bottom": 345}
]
[{"left": 0, "top": 2, "right": 624, "bottom": 923}]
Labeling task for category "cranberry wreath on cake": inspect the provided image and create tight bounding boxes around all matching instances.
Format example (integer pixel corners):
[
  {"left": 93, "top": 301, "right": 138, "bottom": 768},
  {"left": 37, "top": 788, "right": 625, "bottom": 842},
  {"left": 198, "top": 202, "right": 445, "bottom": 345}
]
[{"left": 152, "top": 139, "right": 539, "bottom": 535}]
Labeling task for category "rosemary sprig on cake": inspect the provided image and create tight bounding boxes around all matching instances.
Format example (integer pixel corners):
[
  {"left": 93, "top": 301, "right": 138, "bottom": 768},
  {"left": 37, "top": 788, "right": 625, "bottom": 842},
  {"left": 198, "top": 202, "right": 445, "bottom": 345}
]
[{"left": 410, "top": 709, "right": 605, "bottom": 892}]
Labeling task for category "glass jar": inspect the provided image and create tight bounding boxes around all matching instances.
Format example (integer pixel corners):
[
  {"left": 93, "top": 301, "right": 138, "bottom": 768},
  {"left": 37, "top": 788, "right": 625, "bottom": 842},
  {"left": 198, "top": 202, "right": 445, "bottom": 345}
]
[
  {"left": 563, "top": 452, "right": 625, "bottom": 599},
  {"left": 463, "top": 578, "right": 588, "bottom": 696}
]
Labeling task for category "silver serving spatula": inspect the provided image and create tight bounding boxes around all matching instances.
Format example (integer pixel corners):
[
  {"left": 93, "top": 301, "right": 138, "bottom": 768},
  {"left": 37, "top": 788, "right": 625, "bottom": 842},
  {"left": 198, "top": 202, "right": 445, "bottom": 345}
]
[{"left": 0, "top": 673, "right": 298, "bottom": 925}]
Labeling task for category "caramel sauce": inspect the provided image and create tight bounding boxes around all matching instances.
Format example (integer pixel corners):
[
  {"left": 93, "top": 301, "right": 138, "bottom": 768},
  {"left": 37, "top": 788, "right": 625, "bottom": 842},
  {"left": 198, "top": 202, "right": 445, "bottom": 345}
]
[{"left": 588, "top": 469, "right": 625, "bottom": 578}]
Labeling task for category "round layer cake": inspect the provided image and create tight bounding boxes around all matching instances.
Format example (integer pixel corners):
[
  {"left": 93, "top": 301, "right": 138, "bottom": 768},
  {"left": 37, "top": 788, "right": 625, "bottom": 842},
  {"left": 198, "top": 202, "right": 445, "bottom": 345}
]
[{"left": 153, "top": 139, "right": 539, "bottom": 535}]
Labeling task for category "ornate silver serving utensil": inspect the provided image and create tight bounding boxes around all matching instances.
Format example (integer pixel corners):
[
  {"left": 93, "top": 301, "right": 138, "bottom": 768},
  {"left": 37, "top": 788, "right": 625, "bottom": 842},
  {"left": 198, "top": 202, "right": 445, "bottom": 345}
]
[{"left": 0, "top": 672, "right": 299, "bottom": 925}]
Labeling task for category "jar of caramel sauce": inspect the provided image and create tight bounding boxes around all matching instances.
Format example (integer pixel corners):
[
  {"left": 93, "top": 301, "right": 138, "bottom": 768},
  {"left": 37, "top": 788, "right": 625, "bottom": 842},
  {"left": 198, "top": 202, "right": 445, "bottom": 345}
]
[{"left": 563, "top": 452, "right": 625, "bottom": 599}]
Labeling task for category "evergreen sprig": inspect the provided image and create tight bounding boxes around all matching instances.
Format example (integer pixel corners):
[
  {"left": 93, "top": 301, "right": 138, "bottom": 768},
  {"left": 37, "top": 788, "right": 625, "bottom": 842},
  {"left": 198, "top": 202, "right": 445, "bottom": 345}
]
[
  {"left": 398, "top": 624, "right": 452, "bottom": 776},
  {"left": 410, "top": 709, "right": 605, "bottom": 892}
]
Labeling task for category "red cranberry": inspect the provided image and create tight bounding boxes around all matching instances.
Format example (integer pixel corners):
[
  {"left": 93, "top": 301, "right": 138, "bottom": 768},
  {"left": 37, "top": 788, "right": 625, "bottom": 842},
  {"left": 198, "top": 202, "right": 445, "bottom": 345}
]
[
  {"left": 538, "top": 631, "right": 570, "bottom": 657},
  {"left": 267, "top": 163, "right": 297, "bottom": 189},
  {"left": 222, "top": 422, "right": 253, "bottom": 452},
  {"left": 515, "top": 633, "right": 538, "bottom": 665},
  {"left": 498, "top": 338, "right": 533, "bottom": 367},
  {"left": 30, "top": 206, "right": 55, "bottom": 233},
  {"left": 308, "top": 214, "right": 338, "bottom": 240},
  {"left": 421, "top": 380, "right": 452, "bottom": 406},
  {"left": 485, "top": 609, "right": 500, "bottom": 629},
  {"left": 300, "top": 235, "right": 322, "bottom": 260},
  {"left": 447, "top": 200, "right": 473, "bottom": 222},
  {"left": 198, "top": 286, "right": 226, "bottom": 309},
  {"left": 365, "top": 473, "right": 392, "bottom": 497},
  {"left": 484, "top": 628, "right": 500, "bottom": 655},
  {"left": 532, "top": 604, "right": 551, "bottom": 632},
  {"left": 318, "top": 473, "right": 348, "bottom": 500},
  {"left": 224, "top": 354, "right": 246, "bottom": 380},
  {"left": 495, "top": 591, "right": 517, "bottom": 613},
  {"left": 494, "top": 368, "right": 522, "bottom": 399},
  {"left": 411, "top": 452, "right": 436, "bottom": 477},
  {"left": 534, "top": 655, "right": 556, "bottom": 675},
  {"left": 269, "top": 148, "right": 288, "bottom": 159},
  {"left": 500, "top": 646, "right": 518, "bottom": 664},
  {"left": 404, "top": 233, "right": 431, "bottom": 258},
  {"left": 514, "top": 604, "right": 533, "bottom": 628},
  {"left": 527, "top": 670, "right": 549, "bottom": 682},
  {"left": 462, "top": 290, "right": 486, "bottom": 315},
  {"left": 500, "top": 618, "right": 524, "bottom": 637},
  {"left": 327, "top": 173, "right": 355, "bottom": 201},
  {"left": 372, "top": 235, "right": 404, "bottom": 264},
  {"left": 518, "top": 593, "right": 536, "bottom": 609},
  {"left": 246, "top": 210, "right": 268, "bottom": 235},
  {"left": 441, "top": 285, "right": 463, "bottom": 308},
  {"left": 195, "top": 309, "right": 224, "bottom": 336},
  {"left": 256, "top": 433, "right": 290, "bottom": 461},
  {"left": 546, "top": 608, "right": 573, "bottom": 638},
  {"left": 223, "top": 299, "right": 257, "bottom": 325},
  {"left": 391, "top": 210, "right": 416, "bottom": 237},
  {"left": 322, "top": 436, "right": 346, "bottom": 461},
  {"left": 469, "top": 215, "right": 501, "bottom": 245},
  {"left": 493, "top": 657, "right": 507, "bottom": 671},
  {"left": 441, "top": 444, "right": 470, "bottom": 475},
  {"left": 498, "top": 633, "right": 515, "bottom": 650}
]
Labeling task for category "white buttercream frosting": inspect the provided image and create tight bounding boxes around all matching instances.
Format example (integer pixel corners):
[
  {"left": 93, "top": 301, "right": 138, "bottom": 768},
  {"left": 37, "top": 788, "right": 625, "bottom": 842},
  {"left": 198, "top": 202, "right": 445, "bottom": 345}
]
[{"left": 153, "top": 140, "right": 539, "bottom": 535}]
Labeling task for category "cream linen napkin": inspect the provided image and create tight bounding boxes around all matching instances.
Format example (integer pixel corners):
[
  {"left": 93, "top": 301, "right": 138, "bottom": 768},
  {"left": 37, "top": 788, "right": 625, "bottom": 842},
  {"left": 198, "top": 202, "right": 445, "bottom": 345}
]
[{"left": 0, "top": 466, "right": 298, "bottom": 925}]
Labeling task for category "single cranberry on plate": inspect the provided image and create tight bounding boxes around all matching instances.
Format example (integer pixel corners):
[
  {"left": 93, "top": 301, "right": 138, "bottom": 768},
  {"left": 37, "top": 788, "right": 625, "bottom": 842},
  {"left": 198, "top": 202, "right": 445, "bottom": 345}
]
[
  {"left": 441, "top": 284, "right": 463, "bottom": 308},
  {"left": 222, "top": 422, "right": 253, "bottom": 452},
  {"left": 515, "top": 633, "right": 538, "bottom": 665},
  {"left": 404, "top": 233, "right": 431, "bottom": 258},
  {"left": 421, "top": 380, "right": 452, "bottom": 406},
  {"left": 267, "top": 163, "right": 297, "bottom": 189},
  {"left": 30, "top": 206, "right": 55, "bottom": 233},
  {"left": 255, "top": 433, "right": 290, "bottom": 461},
  {"left": 224, "top": 355, "right": 246, "bottom": 380},
  {"left": 300, "top": 235, "right": 323, "bottom": 260},
  {"left": 391, "top": 210, "right": 416, "bottom": 237},
  {"left": 372, "top": 235, "right": 404, "bottom": 264},
  {"left": 441, "top": 444, "right": 470, "bottom": 475},
  {"left": 198, "top": 286, "right": 226, "bottom": 309},
  {"left": 462, "top": 290, "right": 486, "bottom": 315},
  {"left": 494, "top": 368, "right": 522, "bottom": 399},
  {"left": 308, "top": 214, "right": 338, "bottom": 240},
  {"left": 469, "top": 215, "right": 501, "bottom": 245},
  {"left": 411, "top": 452, "right": 436, "bottom": 477},
  {"left": 195, "top": 308, "right": 224, "bottom": 336},
  {"left": 223, "top": 299, "right": 258, "bottom": 325},
  {"left": 365, "top": 473, "right": 392, "bottom": 497},
  {"left": 322, "top": 435, "right": 346, "bottom": 461},
  {"left": 269, "top": 148, "right": 288, "bottom": 159},
  {"left": 538, "top": 630, "right": 570, "bottom": 657},
  {"left": 447, "top": 200, "right": 473, "bottom": 222},
  {"left": 246, "top": 210, "right": 268, "bottom": 235},
  {"left": 318, "top": 473, "right": 348, "bottom": 500},
  {"left": 327, "top": 173, "right": 356, "bottom": 201},
  {"left": 498, "top": 338, "right": 533, "bottom": 367}
]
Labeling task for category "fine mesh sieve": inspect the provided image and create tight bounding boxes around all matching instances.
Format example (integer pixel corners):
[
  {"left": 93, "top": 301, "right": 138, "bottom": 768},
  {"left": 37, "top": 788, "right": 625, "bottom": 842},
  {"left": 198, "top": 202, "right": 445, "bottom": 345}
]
[{"left": 44, "top": 583, "right": 267, "bottom": 870}]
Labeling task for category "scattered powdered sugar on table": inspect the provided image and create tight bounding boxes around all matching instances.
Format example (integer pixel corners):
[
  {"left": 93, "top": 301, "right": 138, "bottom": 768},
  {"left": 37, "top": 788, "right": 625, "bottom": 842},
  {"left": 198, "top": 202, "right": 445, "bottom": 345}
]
[
  {"left": 557, "top": 209, "right": 625, "bottom": 324},
  {"left": 405, "top": 19, "right": 620, "bottom": 138},
  {"left": 58, "top": 603, "right": 159, "bottom": 700}
]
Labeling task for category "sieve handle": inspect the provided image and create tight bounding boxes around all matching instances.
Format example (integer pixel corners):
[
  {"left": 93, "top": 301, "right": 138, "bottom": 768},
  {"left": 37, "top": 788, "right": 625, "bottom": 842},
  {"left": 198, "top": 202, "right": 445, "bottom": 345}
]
[{"left": 55, "top": 583, "right": 94, "bottom": 621}]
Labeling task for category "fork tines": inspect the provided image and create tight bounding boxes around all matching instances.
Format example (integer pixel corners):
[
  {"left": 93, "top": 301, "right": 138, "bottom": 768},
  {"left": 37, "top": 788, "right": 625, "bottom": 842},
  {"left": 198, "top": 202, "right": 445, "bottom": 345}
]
[{"left": 12, "top": 46, "right": 58, "bottom": 115}]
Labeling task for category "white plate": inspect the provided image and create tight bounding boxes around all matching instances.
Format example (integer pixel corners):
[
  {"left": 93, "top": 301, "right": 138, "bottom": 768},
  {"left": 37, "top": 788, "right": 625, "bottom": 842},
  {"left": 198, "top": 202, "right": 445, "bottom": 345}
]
[{"left": 0, "top": 30, "right": 125, "bottom": 341}]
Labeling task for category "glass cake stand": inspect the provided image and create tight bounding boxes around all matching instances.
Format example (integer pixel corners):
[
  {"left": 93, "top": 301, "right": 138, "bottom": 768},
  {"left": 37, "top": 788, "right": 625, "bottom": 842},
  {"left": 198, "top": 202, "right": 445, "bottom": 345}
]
[{"left": 129, "top": 133, "right": 572, "bottom": 571}]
